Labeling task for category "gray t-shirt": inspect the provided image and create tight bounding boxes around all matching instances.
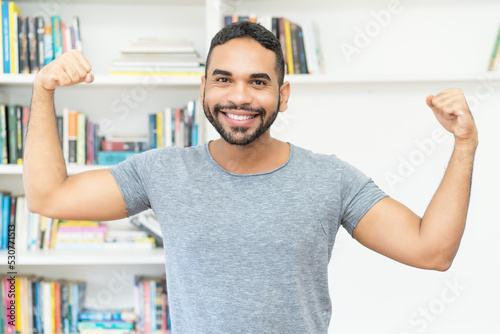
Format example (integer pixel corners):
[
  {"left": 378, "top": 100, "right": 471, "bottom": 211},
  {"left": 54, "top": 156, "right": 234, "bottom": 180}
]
[{"left": 110, "top": 142, "right": 387, "bottom": 334}]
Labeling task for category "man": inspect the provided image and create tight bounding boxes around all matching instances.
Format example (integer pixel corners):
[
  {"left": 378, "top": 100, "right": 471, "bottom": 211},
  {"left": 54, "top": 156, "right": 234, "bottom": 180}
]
[{"left": 24, "top": 21, "right": 478, "bottom": 333}]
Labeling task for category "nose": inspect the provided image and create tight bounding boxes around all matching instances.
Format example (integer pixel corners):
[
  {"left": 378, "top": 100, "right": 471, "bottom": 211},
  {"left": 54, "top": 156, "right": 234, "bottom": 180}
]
[{"left": 227, "top": 82, "right": 253, "bottom": 106}]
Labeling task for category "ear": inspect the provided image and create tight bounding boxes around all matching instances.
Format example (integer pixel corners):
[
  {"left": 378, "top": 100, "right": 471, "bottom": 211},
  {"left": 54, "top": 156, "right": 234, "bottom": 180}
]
[
  {"left": 278, "top": 81, "right": 291, "bottom": 113},
  {"left": 200, "top": 75, "right": 206, "bottom": 103}
]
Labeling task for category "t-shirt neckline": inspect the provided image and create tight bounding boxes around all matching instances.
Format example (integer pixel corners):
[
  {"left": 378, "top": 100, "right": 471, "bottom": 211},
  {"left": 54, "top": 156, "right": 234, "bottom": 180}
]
[{"left": 203, "top": 141, "right": 294, "bottom": 177}]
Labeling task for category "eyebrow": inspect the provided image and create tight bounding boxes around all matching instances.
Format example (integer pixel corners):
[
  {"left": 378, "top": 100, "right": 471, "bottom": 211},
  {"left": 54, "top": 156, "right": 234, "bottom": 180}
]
[{"left": 211, "top": 69, "right": 272, "bottom": 82}]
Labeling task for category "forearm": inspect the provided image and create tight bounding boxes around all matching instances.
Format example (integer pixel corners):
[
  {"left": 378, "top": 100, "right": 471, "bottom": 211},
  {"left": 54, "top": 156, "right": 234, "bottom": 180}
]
[
  {"left": 23, "top": 84, "right": 68, "bottom": 211},
  {"left": 419, "top": 142, "right": 477, "bottom": 268}
]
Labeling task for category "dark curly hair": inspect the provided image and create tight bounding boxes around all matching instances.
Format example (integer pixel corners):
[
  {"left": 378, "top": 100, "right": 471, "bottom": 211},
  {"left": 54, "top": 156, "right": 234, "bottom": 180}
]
[{"left": 205, "top": 20, "right": 285, "bottom": 87}]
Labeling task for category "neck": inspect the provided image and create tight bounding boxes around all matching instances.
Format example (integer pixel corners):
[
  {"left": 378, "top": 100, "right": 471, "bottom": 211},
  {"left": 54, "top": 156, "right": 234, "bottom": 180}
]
[{"left": 209, "top": 133, "right": 290, "bottom": 174}]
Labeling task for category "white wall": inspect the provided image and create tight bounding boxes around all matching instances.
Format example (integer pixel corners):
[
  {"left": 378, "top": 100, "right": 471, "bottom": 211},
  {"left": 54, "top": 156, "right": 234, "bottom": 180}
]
[
  {"left": 235, "top": 0, "right": 500, "bottom": 332},
  {"left": 7, "top": 0, "right": 499, "bottom": 332}
]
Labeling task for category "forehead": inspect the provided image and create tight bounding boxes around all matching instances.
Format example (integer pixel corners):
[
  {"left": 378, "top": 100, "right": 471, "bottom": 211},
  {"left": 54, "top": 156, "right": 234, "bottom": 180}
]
[{"left": 207, "top": 38, "right": 276, "bottom": 75}]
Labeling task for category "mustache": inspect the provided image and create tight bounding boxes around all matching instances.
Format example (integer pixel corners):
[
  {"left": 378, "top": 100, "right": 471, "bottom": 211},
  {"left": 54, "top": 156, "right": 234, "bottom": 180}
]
[{"left": 213, "top": 103, "right": 266, "bottom": 115}]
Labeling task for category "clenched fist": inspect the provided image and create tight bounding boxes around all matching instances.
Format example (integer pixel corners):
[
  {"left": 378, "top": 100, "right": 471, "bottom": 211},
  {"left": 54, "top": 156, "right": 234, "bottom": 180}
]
[
  {"left": 34, "top": 49, "right": 94, "bottom": 92},
  {"left": 426, "top": 88, "right": 478, "bottom": 149}
]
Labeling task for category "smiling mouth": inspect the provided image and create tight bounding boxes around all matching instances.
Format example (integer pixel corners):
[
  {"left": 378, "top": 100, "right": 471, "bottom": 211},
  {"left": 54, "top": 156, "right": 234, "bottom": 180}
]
[{"left": 222, "top": 112, "right": 258, "bottom": 121}]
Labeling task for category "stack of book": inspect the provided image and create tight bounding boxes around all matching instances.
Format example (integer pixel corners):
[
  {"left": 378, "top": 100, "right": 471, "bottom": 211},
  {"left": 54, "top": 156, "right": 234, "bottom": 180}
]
[
  {"left": 224, "top": 15, "right": 321, "bottom": 75},
  {"left": 0, "top": 103, "right": 29, "bottom": 164},
  {"left": 148, "top": 100, "right": 205, "bottom": 149},
  {"left": 134, "top": 275, "right": 170, "bottom": 334},
  {"left": 129, "top": 209, "right": 163, "bottom": 247},
  {"left": 0, "top": 275, "right": 86, "bottom": 334},
  {"left": 487, "top": 25, "right": 500, "bottom": 71},
  {"left": 53, "top": 220, "right": 107, "bottom": 250},
  {"left": 78, "top": 309, "right": 136, "bottom": 334},
  {"left": 60, "top": 108, "right": 99, "bottom": 166},
  {"left": 1, "top": 1, "right": 83, "bottom": 74},
  {"left": 1, "top": 95, "right": 206, "bottom": 166},
  {"left": 0, "top": 194, "right": 159, "bottom": 251},
  {"left": 98, "top": 136, "right": 148, "bottom": 166},
  {"left": 109, "top": 37, "right": 205, "bottom": 76}
]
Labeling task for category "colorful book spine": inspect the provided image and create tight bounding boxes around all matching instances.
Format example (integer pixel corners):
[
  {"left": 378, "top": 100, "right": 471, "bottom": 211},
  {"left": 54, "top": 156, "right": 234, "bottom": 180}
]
[
  {"left": 2, "top": 1, "right": 10, "bottom": 73},
  {"left": 7, "top": 105, "right": 17, "bottom": 163},
  {"left": 18, "top": 16, "right": 29, "bottom": 74},
  {"left": 9, "top": 2, "right": 21, "bottom": 73},
  {"left": 15, "top": 105, "right": 23, "bottom": 164},
  {"left": 284, "top": 19, "right": 294, "bottom": 75},
  {"left": 27, "top": 16, "right": 39, "bottom": 73},
  {"left": 97, "top": 151, "right": 142, "bottom": 165},
  {"left": 36, "top": 16, "right": 45, "bottom": 69},
  {"left": 51, "top": 16, "right": 63, "bottom": 58},
  {"left": 67, "top": 110, "right": 78, "bottom": 164},
  {"left": 43, "top": 25, "right": 53, "bottom": 65},
  {"left": 0, "top": 105, "right": 8, "bottom": 163},
  {"left": 76, "top": 112, "right": 86, "bottom": 165}
]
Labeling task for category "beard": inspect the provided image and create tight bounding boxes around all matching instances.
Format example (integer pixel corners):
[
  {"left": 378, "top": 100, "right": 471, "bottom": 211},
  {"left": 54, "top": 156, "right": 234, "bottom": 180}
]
[{"left": 203, "top": 91, "right": 280, "bottom": 146}]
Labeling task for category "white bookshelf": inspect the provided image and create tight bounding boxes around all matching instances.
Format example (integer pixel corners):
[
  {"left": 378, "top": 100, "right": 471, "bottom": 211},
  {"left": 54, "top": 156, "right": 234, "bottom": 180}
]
[
  {"left": 1, "top": 0, "right": 499, "bottom": 331},
  {"left": 0, "top": 248, "right": 165, "bottom": 265}
]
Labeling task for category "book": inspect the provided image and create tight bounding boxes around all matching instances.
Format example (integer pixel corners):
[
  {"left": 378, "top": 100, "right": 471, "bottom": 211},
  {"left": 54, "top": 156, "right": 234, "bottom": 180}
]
[
  {"left": 36, "top": 16, "right": 44, "bottom": 70},
  {"left": 303, "top": 20, "right": 321, "bottom": 74},
  {"left": 72, "top": 17, "right": 82, "bottom": 52},
  {"left": 15, "top": 105, "right": 22, "bottom": 164},
  {"left": 148, "top": 113, "right": 157, "bottom": 149},
  {"left": 78, "top": 309, "right": 136, "bottom": 322},
  {"left": 97, "top": 151, "right": 142, "bottom": 165},
  {"left": 283, "top": 19, "right": 294, "bottom": 75},
  {"left": 295, "top": 23, "right": 308, "bottom": 74},
  {"left": 9, "top": 2, "right": 21, "bottom": 73},
  {"left": 67, "top": 110, "right": 78, "bottom": 164},
  {"left": 290, "top": 22, "right": 301, "bottom": 74},
  {"left": 76, "top": 112, "right": 86, "bottom": 165},
  {"left": 129, "top": 210, "right": 163, "bottom": 247},
  {"left": 0, "top": 104, "right": 8, "bottom": 163},
  {"left": 277, "top": 18, "right": 288, "bottom": 74},
  {"left": 51, "top": 16, "right": 63, "bottom": 58},
  {"left": 2, "top": 2, "right": 10, "bottom": 73},
  {"left": 18, "top": 16, "right": 29, "bottom": 74},
  {"left": 156, "top": 111, "right": 163, "bottom": 148},
  {"left": 488, "top": 25, "right": 500, "bottom": 71},
  {"left": 78, "top": 320, "right": 134, "bottom": 330},
  {"left": 43, "top": 25, "right": 53, "bottom": 65},
  {"left": 100, "top": 139, "right": 148, "bottom": 152},
  {"left": 6, "top": 104, "right": 17, "bottom": 163},
  {"left": 27, "top": 17, "right": 39, "bottom": 73}
]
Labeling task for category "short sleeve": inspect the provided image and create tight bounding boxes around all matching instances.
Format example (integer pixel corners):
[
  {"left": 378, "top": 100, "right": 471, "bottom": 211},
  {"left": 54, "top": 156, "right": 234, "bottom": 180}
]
[
  {"left": 339, "top": 161, "right": 388, "bottom": 236},
  {"left": 109, "top": 153, "right": 151, "bottom": 217}
]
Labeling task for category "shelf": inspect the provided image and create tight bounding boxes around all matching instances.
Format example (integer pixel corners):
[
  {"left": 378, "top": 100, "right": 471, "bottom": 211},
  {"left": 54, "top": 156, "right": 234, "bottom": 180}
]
[
  {"left": 0, "top": 248, "right": 166, "bottom": 265},
  {"left": 2, "top": 72, "right": 499, "bottom": 88},
  {"left": 14, "top": 0, "right": 204, "bottom": 5},
  {"left": 0, "top": 164, "right": 112, "bottom": 175},
  {"left": 0, "top": 74, "right": 202, "bottom": 87},
  {"left": 285, "top": 71, "right": 500, "bottom": 84}
]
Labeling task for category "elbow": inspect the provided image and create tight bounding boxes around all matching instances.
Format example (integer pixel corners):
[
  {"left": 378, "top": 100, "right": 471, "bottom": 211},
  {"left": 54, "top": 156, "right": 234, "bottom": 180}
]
[
  {"left": 25, "top": 195, "right": 43, "bottom": 215},
  {"left": 422, "top": 253, "right": 455, "bottom": 272},
  {"left": 432, "top": 260, "right": 453, "bottom": 272}
]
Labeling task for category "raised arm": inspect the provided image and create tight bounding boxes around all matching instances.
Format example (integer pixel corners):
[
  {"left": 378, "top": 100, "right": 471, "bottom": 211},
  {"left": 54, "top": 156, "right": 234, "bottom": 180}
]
[
  {"left": 23, "top": 50, "right": 128, "bottom": 221},
  {"left": 353, "top": 88, "right": 478, "bottom": 271}
]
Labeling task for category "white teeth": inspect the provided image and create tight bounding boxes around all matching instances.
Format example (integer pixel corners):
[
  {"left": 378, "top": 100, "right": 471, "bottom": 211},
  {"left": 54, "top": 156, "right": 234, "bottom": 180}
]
[{"left": 226, "top": 113, "right": 256, "bottom": 121}]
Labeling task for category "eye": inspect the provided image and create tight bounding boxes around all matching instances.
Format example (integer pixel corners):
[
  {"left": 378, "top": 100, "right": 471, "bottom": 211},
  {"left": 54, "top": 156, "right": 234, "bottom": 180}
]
[
  {"left": 216, "top": 77, "right": 229, "bottom": 83},
  {"left": 253, "top": 80, "right": 266, "bottom": 86}
]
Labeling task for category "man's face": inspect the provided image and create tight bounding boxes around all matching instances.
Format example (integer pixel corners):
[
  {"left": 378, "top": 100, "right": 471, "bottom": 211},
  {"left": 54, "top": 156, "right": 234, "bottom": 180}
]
[{"left": 201, "top": 38, "right": 288, "bottom": 146}]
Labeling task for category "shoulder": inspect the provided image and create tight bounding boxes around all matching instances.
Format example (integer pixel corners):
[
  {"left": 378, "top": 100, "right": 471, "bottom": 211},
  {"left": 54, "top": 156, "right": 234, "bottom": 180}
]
[{"left": 290, "top": 144, "right": 346, "bottom": 172}]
